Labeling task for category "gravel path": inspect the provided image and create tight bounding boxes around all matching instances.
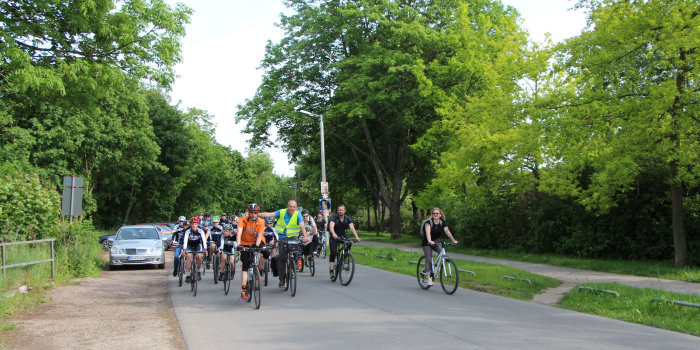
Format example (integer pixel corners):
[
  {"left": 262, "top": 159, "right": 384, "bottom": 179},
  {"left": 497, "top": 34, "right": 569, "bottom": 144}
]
[{"left": 1, "top": 252, "right": 185, "bottom": 350}]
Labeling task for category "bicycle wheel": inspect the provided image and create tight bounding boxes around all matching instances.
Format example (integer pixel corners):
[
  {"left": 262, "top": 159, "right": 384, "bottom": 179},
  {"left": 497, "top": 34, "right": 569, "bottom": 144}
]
[
  {"left": 284, "top": 258, "right": 291, "bottom": 292},
  {"left": 330, "top": 254, "right": 339, "bottom": 282},
  {"left": 439, "top": 258, "right": 459, "bottom": 295},
  {"left": 309, "top": 255, "right": 315, "bottom": 276},
  {"left": 178, "top": 256, "right": 184, "bottom": 287},
  {"left": 289, "top": 262, "right": 297, "bottom": 297},
  {"left": 264, "top": 260, "right": 269, "bottom": 287},
  {"left": 191, "top": 260, "right": 198, "bottom": 297},
  {"left": 213, "top": 253, "right": 220, "bottom": 284},
  {"left": 321, "top": 244, "right": 326, "bottom": 259},
  {"left": 246, "top": 274, "right": 252, "bottom": 303},
  {"left": 339, "top": 251, "right": 355, "bottom": 286},
  {"left": 223, "top": 262, "right": 231, "bottom": 295},
  {"left": 416, "top": 256, "right": 431, "bottom": 290},
  {"left": 298, "top": 253, "right": 304, "bottom": 273},
  {"left": 253, "top": 266, "right": 261, "bottom": 309}
]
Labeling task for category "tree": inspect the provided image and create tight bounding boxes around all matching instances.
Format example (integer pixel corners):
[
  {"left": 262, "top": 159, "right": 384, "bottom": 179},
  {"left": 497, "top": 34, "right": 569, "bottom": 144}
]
[
  {"left": 549, "top": 0, "right": 699, "bottom": 266},
  {"left": 237, "top": 0, "right": 526, "bottom": 237}
]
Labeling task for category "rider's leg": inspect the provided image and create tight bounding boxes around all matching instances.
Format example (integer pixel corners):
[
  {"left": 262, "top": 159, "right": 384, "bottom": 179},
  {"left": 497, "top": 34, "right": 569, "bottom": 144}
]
[{"left": 329, "top": 238, "right": 339, "bottom": 271}]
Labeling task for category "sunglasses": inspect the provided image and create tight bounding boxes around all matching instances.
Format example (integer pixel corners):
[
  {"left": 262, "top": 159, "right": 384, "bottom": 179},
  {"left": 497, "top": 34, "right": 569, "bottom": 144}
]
[{"left": 432, "top": 212, "right": 441, "bottom": 215}]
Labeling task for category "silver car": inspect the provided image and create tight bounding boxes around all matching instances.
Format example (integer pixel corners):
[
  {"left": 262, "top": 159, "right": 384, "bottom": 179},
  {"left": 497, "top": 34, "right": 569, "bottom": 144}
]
[{"left": 109, "top": 225, "right": 166, "bottom": 270}]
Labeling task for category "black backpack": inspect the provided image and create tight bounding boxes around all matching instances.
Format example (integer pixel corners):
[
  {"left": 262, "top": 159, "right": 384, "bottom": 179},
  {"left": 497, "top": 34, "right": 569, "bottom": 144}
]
[{"left": 420, "top": 219, "right": 443, "bottom": 237}]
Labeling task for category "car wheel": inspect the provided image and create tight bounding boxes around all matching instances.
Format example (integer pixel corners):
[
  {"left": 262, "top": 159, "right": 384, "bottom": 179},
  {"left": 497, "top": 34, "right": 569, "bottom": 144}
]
[
  {"left": 102, "top": 241, "right": 111, "bottom": 251},
  {"left": 109, "top": 265, "right": 118, "bottom": 271}
]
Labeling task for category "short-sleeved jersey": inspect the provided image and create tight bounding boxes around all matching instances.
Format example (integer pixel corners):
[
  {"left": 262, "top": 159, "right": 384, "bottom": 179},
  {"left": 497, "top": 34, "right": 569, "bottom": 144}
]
[
  {"left": 421, "top": 219, "right": 449, "bottom": 246},
  {"left": 238, "top": 216, "right": 265, "bottom": 246},
  {"left": 330, "top": 214, "right": 353, "bottom": 237},
  {"left": 209, "top": 225, "right": 223, "bottom": 242}
]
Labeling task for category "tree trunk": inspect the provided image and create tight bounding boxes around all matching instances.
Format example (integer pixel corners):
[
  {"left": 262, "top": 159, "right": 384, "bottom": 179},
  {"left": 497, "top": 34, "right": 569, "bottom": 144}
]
[
  {"left": 123, "top": 184, "right": 137, "bottom": 225},
  {"left": 373, "top": 197, "right": 380, "bottom": 236},
  {"left": 669, "top": 49, "right": 689, "bottom": 267}
]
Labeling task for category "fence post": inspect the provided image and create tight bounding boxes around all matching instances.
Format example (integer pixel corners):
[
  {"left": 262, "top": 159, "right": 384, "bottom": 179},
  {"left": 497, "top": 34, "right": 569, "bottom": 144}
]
[
  {"left": 1, "top": 245, "right": 4, "bottom": 278},
  {"left": 50, "top": 240, "right": 55, "bottom": 281}
]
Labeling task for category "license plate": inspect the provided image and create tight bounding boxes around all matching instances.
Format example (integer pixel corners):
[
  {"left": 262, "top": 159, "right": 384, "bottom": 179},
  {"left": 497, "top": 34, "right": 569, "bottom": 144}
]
[{"left": 128, "top": 256, "right": 145, "bottom": 261}]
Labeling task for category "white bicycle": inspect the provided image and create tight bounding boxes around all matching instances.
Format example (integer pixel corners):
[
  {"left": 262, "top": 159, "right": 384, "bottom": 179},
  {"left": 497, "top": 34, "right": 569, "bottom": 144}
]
[{"left": 416, "top": 242, "right": 459, "bottom": 295}]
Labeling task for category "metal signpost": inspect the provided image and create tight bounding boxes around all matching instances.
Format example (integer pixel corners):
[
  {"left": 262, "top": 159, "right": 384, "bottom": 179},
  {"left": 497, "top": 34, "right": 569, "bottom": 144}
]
[{"left": 61, "top": 175, "right": 83, "bottom": 223}]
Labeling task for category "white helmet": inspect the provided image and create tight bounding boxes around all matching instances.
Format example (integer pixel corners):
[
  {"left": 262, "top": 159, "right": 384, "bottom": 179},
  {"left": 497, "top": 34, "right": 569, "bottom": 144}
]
[{"left": 178, "top": 216, "right": 186, "bottom": 222}]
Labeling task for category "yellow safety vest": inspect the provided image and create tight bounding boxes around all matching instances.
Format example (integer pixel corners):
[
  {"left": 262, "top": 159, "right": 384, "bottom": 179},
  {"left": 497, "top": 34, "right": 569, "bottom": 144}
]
[{"left": 275, "top": 209, "right": 301, "bottom": 238}]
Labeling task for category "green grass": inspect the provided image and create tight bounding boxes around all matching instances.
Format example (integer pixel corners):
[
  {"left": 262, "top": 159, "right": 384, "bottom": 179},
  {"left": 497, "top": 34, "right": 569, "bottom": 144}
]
[
  {"left": 560, "top": 283, "right": 700, "bottom": 336},
  {"left": 356, "top": 230, "right": 700, "bottom": 282},
  {"left": 352, "top": 245, "right": 560, "bottom": 300}
]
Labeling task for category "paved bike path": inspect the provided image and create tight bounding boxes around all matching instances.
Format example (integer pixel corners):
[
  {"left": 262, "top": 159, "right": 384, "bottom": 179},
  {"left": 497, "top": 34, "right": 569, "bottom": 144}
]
[
  {"left": 362, "top": 241, "right": 700, "bottom": 296},
  {"left": 168, "top": 255, "right": 699, "bottom": 349}
]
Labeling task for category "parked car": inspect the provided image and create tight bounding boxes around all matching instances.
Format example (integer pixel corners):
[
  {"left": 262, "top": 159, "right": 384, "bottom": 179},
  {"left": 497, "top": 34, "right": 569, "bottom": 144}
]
[
  {"left": 109, "top": 225, "right": 166, "bottom": 270},
  {"left": 99, "top": 231, "right": 117, "bottom": 251},
  {"left": 154, "top": 225, "right": 174, "bottom": 250}
]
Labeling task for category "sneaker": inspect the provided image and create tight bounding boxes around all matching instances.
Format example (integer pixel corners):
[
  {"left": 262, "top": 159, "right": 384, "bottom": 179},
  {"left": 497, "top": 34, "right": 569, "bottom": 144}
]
[
  {"left": 241, "top": 291, "right": 248, "bottom": 300},
  {"left": 278, "top": 279, "right": 285, "bottom": 288},
  {"left": 172, "top": 270, "right": 177, "bottom": 277},
  {"left": 185, "top": 275, "right": 191, "bottom": 283},
  {"left": 218, "top": 273, "right": 224, "bottom": 281},
  {"left": 329, "top": 270, "right": 334, "bottom": 279},
  {"left": 427, "top": 277, "right": 434, "bottom": 286},
  {"left": 197, "top": 272, "right": 202, "bottom": 281},
  {"left": 206, "top": 263, "right": 211, "bottom": 269}
]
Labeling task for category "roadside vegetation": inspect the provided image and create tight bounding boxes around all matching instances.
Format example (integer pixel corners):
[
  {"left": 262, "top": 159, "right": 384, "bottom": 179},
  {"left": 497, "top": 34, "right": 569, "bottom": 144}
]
[
  {"left": 357, "top": 231, "right": 700, "bottom": 283},
  {"left": 560, "top": 283, "right": 700, "bottom": 337},
  {"left": 352, "top": 245, "right": 560, "bottom": 300}
]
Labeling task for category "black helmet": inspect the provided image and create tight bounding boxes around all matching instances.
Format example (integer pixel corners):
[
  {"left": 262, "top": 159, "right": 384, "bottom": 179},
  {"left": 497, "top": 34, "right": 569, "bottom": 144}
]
[
  {"left": 222, "top": 223, "right": 233, "bottom": 231},
  {"left": 247, "top": 203, "right": 260, "bottom": 211},
  {"left": 204, "top": 212, "right": 211, "bottom": 217},
  {"left": 197, "top": 212, "right": 203, "bottom": 216},
  {"left": 301, "top": 209, "right": 310, "bottom": 216}
]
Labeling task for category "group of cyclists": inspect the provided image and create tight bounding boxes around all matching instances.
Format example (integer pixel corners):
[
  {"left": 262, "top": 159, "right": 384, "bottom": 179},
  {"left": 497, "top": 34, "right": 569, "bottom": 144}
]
[
  {"left": 171, "top": 200, "right": 362, "bottom": 300},
  {"left": 171, "top": 200, "right": 459, "bottom": 300}
]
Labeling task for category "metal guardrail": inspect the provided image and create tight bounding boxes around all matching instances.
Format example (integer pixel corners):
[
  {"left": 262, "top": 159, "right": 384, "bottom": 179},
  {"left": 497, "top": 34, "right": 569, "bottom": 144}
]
[
  {"left": 649, "top": 298, "right": 700, "bottom": 309},
  {"left": 1, "top": 239, "right": 56, "bottom": 281},
  {"left": 577, "top": 286, "right": 619, "bottom": 297},
  {"left": 503, "top": 275, "right": 533, "bottom": 286}
]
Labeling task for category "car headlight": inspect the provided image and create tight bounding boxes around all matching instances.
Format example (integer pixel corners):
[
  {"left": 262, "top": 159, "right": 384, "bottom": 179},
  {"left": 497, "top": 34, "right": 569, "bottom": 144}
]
[
  {"left": 110, "top": 246, "right": 125, "bottom": 254},
  {"left": 153, "top": 245, "right": 163, "bottom": 254}
]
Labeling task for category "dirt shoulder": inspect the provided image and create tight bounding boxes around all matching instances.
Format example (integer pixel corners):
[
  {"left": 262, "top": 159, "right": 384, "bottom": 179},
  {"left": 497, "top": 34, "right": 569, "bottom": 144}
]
[{"left": 1, "top": 252, "right": 185, "bottom": 350}]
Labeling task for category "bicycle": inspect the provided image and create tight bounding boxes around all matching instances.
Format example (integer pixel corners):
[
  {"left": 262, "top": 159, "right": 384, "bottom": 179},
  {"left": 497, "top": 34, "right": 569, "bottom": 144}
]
[
  {"left": 221, "top": 251, "right": 236, "bottom": 295},
  {"left": 416, "top": 242, "right": 459, "bottom": 295},
  {"left": 304, "top": 249, "right": 315, "bottom": 276},
  {"left": 330, "top": 237, "right": 357, "bottom": 286},
  {"left": 177, "top": 253, "right": 186, "bottom": 287},
  {"left": 211, "top": 245, "right": 220, "bottom": 284},
  {"left": 316, "top": 231, "right": 327, "bottom": 259},
  {"left": 279, "top": 239, "right": 301, "bottom": 297},
  {"left": 189, "top": 255, "right": 199, "bottom": 297},
  {"left": 238, "top": 246, "right": 267, "bottom": 309}
]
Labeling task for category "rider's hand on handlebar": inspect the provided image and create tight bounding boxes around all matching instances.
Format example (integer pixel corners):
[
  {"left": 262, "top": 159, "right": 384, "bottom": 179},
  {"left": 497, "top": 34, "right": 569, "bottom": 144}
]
[{"left": 332, "top": 233, "right": 338, "bottom": 240}]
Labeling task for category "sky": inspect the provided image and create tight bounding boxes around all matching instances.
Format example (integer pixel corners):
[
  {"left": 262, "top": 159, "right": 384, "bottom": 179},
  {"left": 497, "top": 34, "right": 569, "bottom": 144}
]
[{"left": 164, "top": 0, "right": 588, "bottom": 177}]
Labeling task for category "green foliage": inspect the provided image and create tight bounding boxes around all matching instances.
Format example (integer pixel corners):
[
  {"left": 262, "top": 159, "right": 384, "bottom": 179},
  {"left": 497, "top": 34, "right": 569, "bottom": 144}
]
[{"left": 0, "top": 166, "right": 60, "bottom": 241}]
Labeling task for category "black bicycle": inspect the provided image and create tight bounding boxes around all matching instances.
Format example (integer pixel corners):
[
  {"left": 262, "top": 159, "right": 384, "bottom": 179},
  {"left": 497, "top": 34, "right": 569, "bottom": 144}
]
[
  {"left": 238, "top": 246, "right": 268, "bottom": 309},
  {"left": 280, "top": 239, "right": 301, "bottom": 297},
  {"left": 331, "top": 237, "right": 357, "bottom": 286},
  {"left": 212, "top": 245, "right": 220, "bottom": 284},
  {"left": 221, "top": 251, "right": 236, "bottom": 295},
  {"left": 189, "top": 254, "right": 198, "bottom": 296},
  {"left": 302, "top": 249, "right": 315, "bottom": 276},
  {"left": 177, "top": 253, "right": 186, "bottom": 287}
]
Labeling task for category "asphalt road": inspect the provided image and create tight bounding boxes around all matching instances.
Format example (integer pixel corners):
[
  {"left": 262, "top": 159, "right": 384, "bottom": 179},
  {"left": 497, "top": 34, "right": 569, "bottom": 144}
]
[{"left": 168, "top": 254, "right": 700, "bottom": 350}]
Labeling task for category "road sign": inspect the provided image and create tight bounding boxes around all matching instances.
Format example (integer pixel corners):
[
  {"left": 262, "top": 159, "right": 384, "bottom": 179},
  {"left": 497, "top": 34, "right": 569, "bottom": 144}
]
[{"left": 61, "top": 176, "right": 83, "bottom": 221}]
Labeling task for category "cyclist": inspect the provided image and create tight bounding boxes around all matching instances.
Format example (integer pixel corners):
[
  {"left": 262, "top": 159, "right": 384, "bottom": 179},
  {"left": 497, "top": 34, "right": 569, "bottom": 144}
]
[
  {"left": 183, "top": 217, "right": 206, "bottom": 283},
  {"left": 236, "top": 204, "right": 266, "bottom": 300},
  {"left": 220, "top": 212, "right": 231, "bottom": 225},
  {"left": 328, "top": 204, "right": 361, "bottom": 278},
  {"left": 171, "top": 216, "right": 188, "bottom": 277},
  {"left": 259, "top": 200, "right": 309, "bottom": 288},
  {"left": 314, "top": 212, "right": 327, "bottom": 256},
  {"left": 202, "top": 212, "right": 213, "bottom": 228},
  {"left": 421, "top": 207, "right": 458, "bottom": 286},
  {"left": 218, "top": 223, "right": 237, "bottom": 281},
  {"left": 300, "top": 209, "right": 319, "bottom": 262},
  {"left": 207, "top": 216, "right": 223, "bottom": 268}
]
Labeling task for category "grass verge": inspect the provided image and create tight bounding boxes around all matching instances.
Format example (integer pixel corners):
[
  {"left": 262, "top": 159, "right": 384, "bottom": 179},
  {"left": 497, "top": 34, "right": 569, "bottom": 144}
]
[
  {"left": 352, "top": 245, "right": 560, "bottom": 300},
  {"left": 356, "top": 230, "right": 700, "bottom": 282},
  {"left": 560, "top": 283, "right": 700, "bottom": 336}
]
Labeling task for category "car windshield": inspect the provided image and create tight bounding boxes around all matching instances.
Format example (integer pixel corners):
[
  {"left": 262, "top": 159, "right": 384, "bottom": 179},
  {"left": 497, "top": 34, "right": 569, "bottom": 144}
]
[{"left": 116, "top": 228, "right": 159, "bottom": 240}]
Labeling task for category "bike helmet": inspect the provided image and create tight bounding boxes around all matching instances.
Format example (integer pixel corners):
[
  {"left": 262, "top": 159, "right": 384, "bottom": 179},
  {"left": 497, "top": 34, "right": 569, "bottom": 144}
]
[
  {"left": 212, "top": 216, "right": 220, "bottom": 223},
  {"left": 189, "top": 217, "right": 200, "bottom": 223},
  {"left": 221, "top": 212, "right": 227, "bottom": 216},
  {"left": 178, "top": 216, "right": 186, "bottom": 222},
  {"left": 204, "top": 212, "right": 211, "bottom": 217},
  {"left": 301, "top": 209, "right": 310, "bottom": 216},
  {"left": 222, "top": 223, "right": 233, "bottom": 231},
  {"left": 265, "top": 217, "right": 275, "bottom": 223},
  {"left": 197, "top": 212, "right": 203, "bottom": 216},
  {"left": 247, "top": 203, "right": 260, "bottom": 211}
]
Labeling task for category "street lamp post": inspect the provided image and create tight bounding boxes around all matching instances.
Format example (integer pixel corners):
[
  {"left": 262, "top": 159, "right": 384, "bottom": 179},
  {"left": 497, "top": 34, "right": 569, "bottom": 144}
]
[
  {"left": 300, "top": 110, "right": 329, "bottom": 241},
  {"left": 299, "top": 110, "right": 326, "bottom": 185}
]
